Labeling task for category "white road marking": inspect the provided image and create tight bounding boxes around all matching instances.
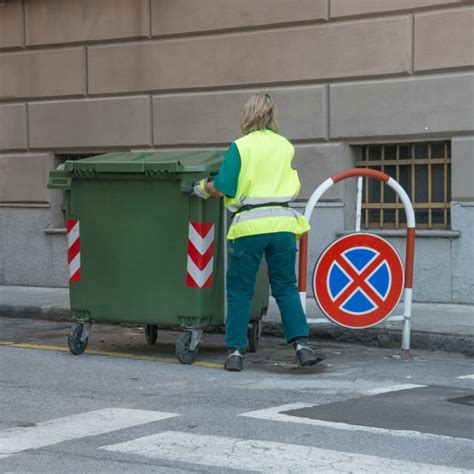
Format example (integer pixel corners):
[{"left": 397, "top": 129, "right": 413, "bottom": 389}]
[
  {"left": 363, "top": 383, "right": 426, "bottom": 395},
  {"left": 234, "top": 378, "right": 423, "bottom": 392},
  {"left": 241, "top": 403, "right": 474, "bottom": 443},
  {"left": 0, "top": 408, "right": 178, "bottom": 459},
  {"left": 100, "top": 430, "right": 469, "bottom": 473},
  {"left": 458, "top": 374, "right": 474, "bottom": 380}
]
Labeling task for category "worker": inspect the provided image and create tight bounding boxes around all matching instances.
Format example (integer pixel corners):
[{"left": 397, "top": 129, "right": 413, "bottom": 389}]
[{"left": 192, "top": 92, "right": 326, "bottom": 372}]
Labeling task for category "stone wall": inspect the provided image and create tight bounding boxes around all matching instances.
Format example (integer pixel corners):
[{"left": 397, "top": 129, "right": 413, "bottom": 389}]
[{"left": 0, "top": 0, "right": 473, "bottom": 302}]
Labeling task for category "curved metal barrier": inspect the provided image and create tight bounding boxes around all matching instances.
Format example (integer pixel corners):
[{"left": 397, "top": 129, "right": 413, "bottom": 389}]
[{"left": 298, "top": 168, "right": 416, "bottom": 354}]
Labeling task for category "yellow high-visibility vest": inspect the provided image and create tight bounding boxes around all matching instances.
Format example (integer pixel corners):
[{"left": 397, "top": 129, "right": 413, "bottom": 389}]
[{"left": 225, "top": 129, "right": 310, "bottom": 239}]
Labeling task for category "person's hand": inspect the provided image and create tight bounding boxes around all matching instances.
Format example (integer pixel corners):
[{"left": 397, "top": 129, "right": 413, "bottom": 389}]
[{"left": 191, "top": 178, "right": 211, "bottom": 199}]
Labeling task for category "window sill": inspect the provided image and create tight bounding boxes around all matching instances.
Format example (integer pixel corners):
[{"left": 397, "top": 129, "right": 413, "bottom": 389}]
[
  {"left": 336, "top": 229, "right": 460, "bottom": 239},
  {"left": 44, "top": 228, "right": 66, "bottom": 235},
  {"left": 0, "top": 203, "right": 50, "bottom": 208}
]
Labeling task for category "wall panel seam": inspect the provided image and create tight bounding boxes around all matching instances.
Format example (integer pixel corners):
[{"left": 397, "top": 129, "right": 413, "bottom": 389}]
[
  {"left": 84, "top": 46, "right": 89, "bottom": 97},
  {"left": 25, "top": 102, "right": 30, "bottom": 150},
  {"left": 410, "top": 14, "right": 415, "bottom": 75},
  {"left": 412, "top": 66, "right": 474, "bottom": 77},
  {"left": 148, "top": 95, "right": 153, "bottom": 147},
  {"left": 23, "top": 0, "right": 30, "bottom": 46},
  {"left": 449, "top": 238, "right": 454, "bottom": 303},
  {"left": 328, "top": 2, "right": 473, "bottom": 21},
  {"left": 0, "top": 45, "right": 85, "bottom": 58},
  {"left": 21, "top": 0, "right": 26, "bottom": 48},
  {"left": 326, "top": 83, "right": 330, "bottom": 141},
  {"left": 147, "top": 0, "right": 152, "bottom": 38},
  {"left": 0, "top": 46, "right": 26, "bottom": 53},
  {"left": 0, "top": 94, "right": 87, "bottom": 105}
]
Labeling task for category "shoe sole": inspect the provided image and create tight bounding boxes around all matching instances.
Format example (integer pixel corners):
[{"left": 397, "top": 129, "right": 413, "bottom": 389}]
[
  {"left": 224, "top": 366, "right": 242, "bottom": 372},
  {"left": 299, "top": 355, "right": 326, "bottom": 367}
]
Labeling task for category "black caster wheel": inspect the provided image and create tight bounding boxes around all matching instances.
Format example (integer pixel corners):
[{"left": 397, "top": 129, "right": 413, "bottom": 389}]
[
  {"left": 144, "top": 325, "right": 158, "bottom": 345},
  {"left": 176, "top": 331, "right": 199, "bottom": 364},
  {"left": 247, "top": 321, "right": 260, "bottom": 353},
  {"left": 68, "top": 323, "right": 89, "bottom": 355}
]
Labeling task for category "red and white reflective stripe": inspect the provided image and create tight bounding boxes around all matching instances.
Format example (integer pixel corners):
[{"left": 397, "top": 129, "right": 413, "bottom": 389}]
[
  {"left": 186, "top": 222, "right": 215, "bottom": 289},
  {"left": 67, "top": 219, "right": 80, "bottom": 283},
  {"left": 387, "top": 177, "right": 416, "bottom": 290}
]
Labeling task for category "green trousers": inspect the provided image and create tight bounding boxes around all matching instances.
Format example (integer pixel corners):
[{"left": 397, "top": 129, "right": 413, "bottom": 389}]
[{"left": 225, "top": 232, "right": 309, "bottom": 352}]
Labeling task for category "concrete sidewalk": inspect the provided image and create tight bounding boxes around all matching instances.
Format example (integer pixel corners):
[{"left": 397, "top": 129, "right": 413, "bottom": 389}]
[{"left": 0, "top": 285, "right": 472, "bottom": 356}]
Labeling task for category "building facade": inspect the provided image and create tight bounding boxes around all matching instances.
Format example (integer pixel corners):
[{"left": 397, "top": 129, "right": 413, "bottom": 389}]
[{"left": 0, "top": 0, "right": 473, "bottom": 303}]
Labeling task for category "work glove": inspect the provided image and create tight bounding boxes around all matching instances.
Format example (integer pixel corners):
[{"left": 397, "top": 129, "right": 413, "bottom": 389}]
[{"left": 191, "top": 178, "right": 211, "bottom": 199}]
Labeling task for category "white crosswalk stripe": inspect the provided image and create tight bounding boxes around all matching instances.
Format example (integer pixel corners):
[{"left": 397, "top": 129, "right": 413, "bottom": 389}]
[
  {"left": 100, "top": 430, "right": 470, "bottom": 473},
  {"left": 1, "top": 404, "right": 470, "bottom": 472},
  {"left": 0, "top": 409, "right": 178, "bottom": 459}
]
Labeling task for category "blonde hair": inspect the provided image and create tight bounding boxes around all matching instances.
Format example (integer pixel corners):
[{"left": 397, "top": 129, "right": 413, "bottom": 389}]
[{"left": 240, "top": 92, "right": 279, "bottom": 134}]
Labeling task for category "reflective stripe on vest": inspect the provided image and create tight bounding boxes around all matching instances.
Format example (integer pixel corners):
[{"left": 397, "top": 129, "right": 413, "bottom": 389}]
[
  {"left": 232, "top": 207, "right": 300, "bottom": 225},
  {"left": 227, "top": 195, "right": 295, "bottom": 213},
  {"left": 227, "top": 208, "right": 311, "bottom": 240}
]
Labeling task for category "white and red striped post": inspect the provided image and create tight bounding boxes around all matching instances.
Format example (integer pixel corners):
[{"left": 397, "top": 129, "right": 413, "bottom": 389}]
[
  {"left": 66, "top": 219, "right": 81, "bottom": 283},
  {"left": 186, "top": 222, "right": 215, "bottom": 289},
  {"left": 298, "top": 168, "right": 415, "bottom": 354}
]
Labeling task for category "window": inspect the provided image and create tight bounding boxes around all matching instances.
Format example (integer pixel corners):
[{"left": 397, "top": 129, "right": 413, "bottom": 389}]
[{"left": 357, "top": 142, "right": 451, "bottom": 229}]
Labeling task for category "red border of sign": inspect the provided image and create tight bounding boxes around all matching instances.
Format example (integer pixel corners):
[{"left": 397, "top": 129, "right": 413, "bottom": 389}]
[{"left": 313, "top": 233, "right": 404, "bottom": 329}]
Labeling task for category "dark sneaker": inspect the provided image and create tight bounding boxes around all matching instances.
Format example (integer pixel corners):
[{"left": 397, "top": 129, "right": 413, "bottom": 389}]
[
  {"left": 293, "top": 339, "right": 326, "bottom": 367},
  {"left": 224, "top": 350, "right": 244, "bottom": 372}
]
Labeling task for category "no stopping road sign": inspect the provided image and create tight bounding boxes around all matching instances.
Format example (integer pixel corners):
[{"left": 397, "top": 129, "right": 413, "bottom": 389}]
[{"left": 313, "top": 233, "right": 404, "bottom": 329}]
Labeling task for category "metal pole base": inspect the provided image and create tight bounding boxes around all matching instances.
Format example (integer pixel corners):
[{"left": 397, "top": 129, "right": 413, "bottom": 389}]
[{"left": 401, "top": 348, "right": 411, "bottom": 359}]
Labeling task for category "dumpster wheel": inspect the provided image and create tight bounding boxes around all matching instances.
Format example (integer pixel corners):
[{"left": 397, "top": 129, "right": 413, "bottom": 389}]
[
  {"left": 247, "top": 321, "right": 261, "bottom": 353},
  {"left": 176, "top": 330, "right": 199, "bottom": 364},
  {"left": 144, "top": 325, "right": 158, "bottom": 345},
  {"left": 68, "top": 322, "right": 90, "bottom": 355}
]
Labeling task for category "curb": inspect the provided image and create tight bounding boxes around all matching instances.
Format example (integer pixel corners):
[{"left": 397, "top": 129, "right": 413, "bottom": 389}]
[
  {"left": 0, "top": 304, "right": 71, "bottom": 322},
  {"left": 263, "top": 321, "right": 474, "bottom": 357},
  {"left": 1, "top": 305, "right": 472, "bottom": 357}
]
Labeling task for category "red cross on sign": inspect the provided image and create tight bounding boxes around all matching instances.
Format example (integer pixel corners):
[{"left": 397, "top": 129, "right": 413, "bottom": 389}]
[{"left": 313, "top": 233, "right": 404, "bottom": 329}]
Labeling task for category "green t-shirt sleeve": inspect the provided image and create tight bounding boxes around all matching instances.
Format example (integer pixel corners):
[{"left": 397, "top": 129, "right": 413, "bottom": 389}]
[{"left": 213, "top": 143, "right": 241, "bottom": 198}]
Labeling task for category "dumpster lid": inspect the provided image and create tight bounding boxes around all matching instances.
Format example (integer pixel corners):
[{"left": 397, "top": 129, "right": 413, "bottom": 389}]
[{"left": 64, "top": 150, "right": 225, "bottom": 173}]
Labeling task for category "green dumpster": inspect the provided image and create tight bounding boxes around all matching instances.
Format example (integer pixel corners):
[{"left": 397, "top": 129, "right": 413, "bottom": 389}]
[{"left": 48, "top": 151, "right": 269, "bottom": 363}]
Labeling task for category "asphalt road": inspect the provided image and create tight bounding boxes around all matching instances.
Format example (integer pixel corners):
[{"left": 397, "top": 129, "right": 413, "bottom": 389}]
[{"left": 0, "top": 317, "right": 473, "bottom": 473}]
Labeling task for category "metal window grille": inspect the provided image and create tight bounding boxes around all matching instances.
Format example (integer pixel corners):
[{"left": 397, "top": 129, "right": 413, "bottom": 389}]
[{"left": 356, "top": 142, "right": 451, "bottom": 229}]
